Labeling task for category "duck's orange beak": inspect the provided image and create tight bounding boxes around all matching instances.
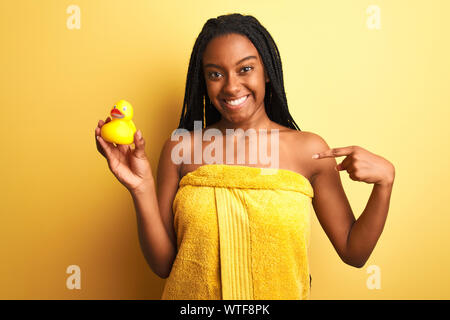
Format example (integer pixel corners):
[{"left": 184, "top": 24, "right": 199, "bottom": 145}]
[{"left": 110, "top": 108, "right": 124, "bottom": 119}]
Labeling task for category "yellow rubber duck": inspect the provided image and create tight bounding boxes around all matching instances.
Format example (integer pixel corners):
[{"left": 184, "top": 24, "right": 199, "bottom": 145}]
[{"left": 100, "top": 100, "right": 137, "bottom": 145}]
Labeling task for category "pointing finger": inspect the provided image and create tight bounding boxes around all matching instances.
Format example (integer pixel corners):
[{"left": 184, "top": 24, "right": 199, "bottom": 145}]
[{"left": 312, "top": 146, "right": 355, "bottom": 159}]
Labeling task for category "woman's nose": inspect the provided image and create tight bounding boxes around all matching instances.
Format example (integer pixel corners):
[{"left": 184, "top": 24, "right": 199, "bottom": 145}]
[{"left": 222, "top": 73, "right": 241, "bottom": 96}]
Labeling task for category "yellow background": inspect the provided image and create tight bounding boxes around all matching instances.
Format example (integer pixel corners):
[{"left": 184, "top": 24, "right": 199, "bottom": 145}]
[{"left": 0, "top": 0, "right": 449, "bottom": 299}]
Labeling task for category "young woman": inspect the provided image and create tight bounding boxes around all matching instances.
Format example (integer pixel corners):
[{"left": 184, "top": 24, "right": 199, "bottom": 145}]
[{"left": 95, "top": 13, "right": 395, "bottom": 300}]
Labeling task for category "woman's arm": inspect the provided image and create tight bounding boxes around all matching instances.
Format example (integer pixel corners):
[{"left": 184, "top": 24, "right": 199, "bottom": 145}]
[
  {"left": 306, "top": 133, "right": 395, "bottom": 268},
  {"left": 96, "top": 120, "right": 179, "bottom": 279},
  {"left": 345, "top": 182, "right": 393, "bottom": 267},
  {"left": 130, "top": 137, "right": 180, "bottom": 278},
  {"left": 131, "top": 182, "right": 176, "bottom": 278}
]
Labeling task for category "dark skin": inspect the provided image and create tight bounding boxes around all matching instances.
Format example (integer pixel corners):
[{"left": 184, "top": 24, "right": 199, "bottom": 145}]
[{"left": 95, "top": 33, "right": 395, "bottom": 276}]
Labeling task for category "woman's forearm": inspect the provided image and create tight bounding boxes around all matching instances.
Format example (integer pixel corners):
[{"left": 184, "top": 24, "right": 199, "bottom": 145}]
[
  {"left": 130, "top": 181, "right": 176, "bottom": 278},
  {"left": 345, "top": 181, "right": 394, "bottom": 268}
]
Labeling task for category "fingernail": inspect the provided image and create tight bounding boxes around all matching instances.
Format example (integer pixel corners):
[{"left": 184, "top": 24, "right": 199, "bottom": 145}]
[
  {"left": 312, "top": 154, "right": 319, "bottom": 159},
  {"left": 137, "top": 130, "right": 142, "bottom": 139},
  {"left": 97, "top": 136, "right": 100, "bottom": 141}
]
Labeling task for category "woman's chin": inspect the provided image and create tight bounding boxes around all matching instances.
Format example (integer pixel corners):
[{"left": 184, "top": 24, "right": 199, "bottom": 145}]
[{"left": 225, "top": 113, "right": 251, "bottom": 125}]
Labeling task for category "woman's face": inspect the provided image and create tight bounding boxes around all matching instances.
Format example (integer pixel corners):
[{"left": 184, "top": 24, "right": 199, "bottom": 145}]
[{"left": 202, "top": 33, "right": 269, "bottom": 125}]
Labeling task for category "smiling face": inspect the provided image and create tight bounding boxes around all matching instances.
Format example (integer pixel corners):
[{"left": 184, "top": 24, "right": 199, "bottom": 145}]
[{"left": 202, "top": 33, "right": 270, "bottom": 127}]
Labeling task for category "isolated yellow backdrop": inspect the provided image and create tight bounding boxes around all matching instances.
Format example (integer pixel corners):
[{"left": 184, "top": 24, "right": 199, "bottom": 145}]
[{"left": 0, "top": 0, "right": 449, "bottom": 299}]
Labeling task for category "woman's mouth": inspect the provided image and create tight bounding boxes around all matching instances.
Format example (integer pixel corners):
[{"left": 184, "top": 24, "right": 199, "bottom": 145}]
[{"left": 221, "top": 94, "right": 250, "bottom": 110}]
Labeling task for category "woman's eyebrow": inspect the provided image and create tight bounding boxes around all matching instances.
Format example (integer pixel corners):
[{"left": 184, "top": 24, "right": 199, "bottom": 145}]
[{"left": 204, "top": 55, "right": 257, "bottom": 70}]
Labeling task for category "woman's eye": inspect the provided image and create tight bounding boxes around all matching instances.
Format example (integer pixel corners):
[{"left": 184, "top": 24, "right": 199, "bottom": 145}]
[
  {"left": 207, "top": 67, "right": 252, "bottom": 80},
  {"left": 209, "top": 72, "right": 221, "bottom": 79}
]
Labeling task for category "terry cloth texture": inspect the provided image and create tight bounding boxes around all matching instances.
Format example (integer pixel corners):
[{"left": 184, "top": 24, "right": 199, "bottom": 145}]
[{"left": 161, "top": 164, "right": 314, "bottom": 300}]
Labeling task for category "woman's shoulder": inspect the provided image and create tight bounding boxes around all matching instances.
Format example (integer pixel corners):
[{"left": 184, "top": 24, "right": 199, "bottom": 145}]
[
  {"left": 275, "top": 125, "right": 331, "bottom": 183},
  {"left": 274, "top": 123, "right": 327, "bottom": 147}
]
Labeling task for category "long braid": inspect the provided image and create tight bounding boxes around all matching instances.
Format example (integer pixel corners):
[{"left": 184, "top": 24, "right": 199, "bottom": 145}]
[{"left": 178, "top": 13, "right": 301, "bottom": 131}]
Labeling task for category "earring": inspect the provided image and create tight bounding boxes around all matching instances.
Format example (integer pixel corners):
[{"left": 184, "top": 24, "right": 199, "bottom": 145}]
[{"left": 203, "top": 95, "right": 206, "bottom": 128}]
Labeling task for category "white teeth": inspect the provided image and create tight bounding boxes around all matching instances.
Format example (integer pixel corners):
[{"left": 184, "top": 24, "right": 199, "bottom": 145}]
[{"left": 226, "top": 95, "right": 248, "bottom": 106}]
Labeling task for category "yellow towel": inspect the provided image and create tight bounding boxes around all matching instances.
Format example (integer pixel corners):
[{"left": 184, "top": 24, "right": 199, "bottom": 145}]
[{"left": 161, "top": 164, "right": 314, "bottom": 300}]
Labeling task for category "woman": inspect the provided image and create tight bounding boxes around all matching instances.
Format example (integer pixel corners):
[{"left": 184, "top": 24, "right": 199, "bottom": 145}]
[{"left": 95, "top": 13, "right": 395, "bottom": 300}]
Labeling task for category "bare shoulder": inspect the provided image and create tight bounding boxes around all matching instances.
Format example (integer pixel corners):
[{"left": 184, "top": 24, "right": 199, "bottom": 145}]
[
  {"left": 295, "top": 130, "right": 329, "bottom": 148},
  {"left": 159, "top": 128, "right": 198, "bottom": 175},
  {"left": 300, "top": 131, "right": 338, "bottom": 183},
  {"left": 290, "top": 130, "right": 334, "bottom": 184},
  {"left": 174, "top": 129, "right": 207, "bottom": 179},
  {"left": 157, "top": 134, "right": 186, "bottom": 200},
  {"left": 159, "top": 134, "right": 183, "bottom": 177}
]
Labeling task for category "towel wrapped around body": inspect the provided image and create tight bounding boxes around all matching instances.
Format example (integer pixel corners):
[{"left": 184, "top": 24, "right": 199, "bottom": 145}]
[{"left": 161, "top": 164, "right": 314, "bottom": 300}]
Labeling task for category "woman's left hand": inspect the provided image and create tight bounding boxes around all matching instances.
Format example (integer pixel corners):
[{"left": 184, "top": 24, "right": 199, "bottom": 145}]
[{"left": 312, "top": 146, "right": 395, "bottom": 186}]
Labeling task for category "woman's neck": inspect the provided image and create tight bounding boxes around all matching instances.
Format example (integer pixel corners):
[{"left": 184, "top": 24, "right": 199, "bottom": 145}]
[{"left": 212, "top": 111, "right": 276, "bottom": 135}]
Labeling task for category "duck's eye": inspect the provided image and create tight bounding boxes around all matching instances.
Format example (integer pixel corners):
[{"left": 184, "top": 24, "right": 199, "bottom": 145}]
[{"left": 123, "top": 107, "right": 127, "bottom": 111}]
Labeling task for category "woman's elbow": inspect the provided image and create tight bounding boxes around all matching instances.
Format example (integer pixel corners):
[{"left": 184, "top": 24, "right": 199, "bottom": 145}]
[
  {"left": 157, "top": 272, "right": 169, "bottom": 279},
  {"left": 344, "top": 257, "right": 366, "bottom": 269},
  {"left": 342, "top": 253, "right": 366, "bottom": 269}
]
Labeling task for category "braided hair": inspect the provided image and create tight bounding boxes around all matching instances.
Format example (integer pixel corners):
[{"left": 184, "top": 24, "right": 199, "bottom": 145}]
[{"left": 177, "top": 13, "right": 301, "bottom": 131}]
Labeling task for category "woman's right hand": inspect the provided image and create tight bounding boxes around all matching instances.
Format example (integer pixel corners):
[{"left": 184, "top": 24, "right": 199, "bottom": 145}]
[{"left": 95, "top": 117, "right": 154, "bottom": 193}]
